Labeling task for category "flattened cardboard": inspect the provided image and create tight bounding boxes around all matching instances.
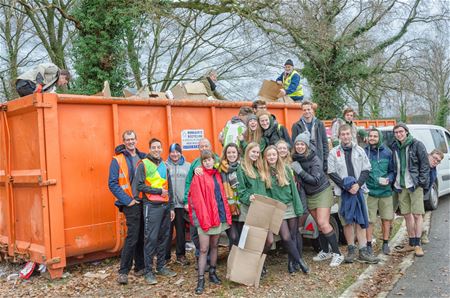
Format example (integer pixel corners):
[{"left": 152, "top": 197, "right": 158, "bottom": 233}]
[
  {"left": 226, "top": 246, "right": 266, "bottom": 288},
  {"left": 258, "top": 80, "right": 282, "bottom": 101},
  {"left": 245, "top": 195, "right": 286, "bottom": 235},
  {"left": 170, "top": 82, "right": 209, "bottom": 100},
  {"left": 238, "top": 225, "right": 267, "bottom": 253}
]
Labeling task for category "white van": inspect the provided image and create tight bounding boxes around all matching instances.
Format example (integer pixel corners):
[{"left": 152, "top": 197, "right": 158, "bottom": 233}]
[{"left": 377, "top": 124, "right": 450, "bottom": 210}]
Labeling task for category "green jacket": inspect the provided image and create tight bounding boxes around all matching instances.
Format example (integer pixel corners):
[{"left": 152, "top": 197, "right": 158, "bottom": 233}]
[
  {"left": 183, "top": 153, "right": 220, "bottom": 205},
  {"left": 266, "top": 166, "right": 303, "bottom": 216},
  {"left": 236, "top": 165, "right": 267, "bottom": 206}
]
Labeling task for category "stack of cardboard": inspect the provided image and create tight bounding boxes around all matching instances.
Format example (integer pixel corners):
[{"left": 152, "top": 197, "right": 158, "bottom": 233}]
[
  {"left": 257, "top": 80, "right": 295, "bottom": 103},
  {"left": 123, "top": 85, "right": 167, "bottom": 99},
  {"left": 167, "top": 82, "right": 209, "bottom": 100},
  {"left": 226, "top": 195, "right": 286, "bottom": 287}
]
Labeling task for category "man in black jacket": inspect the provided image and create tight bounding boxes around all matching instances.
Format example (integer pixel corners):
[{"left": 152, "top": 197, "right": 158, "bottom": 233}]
[
  {"left": 134, "top": 138, "right": 176, "bottom": 284},
  {"left": 391, "top": 123, "right": 430, "bottom": 257},
  {"left": 291, "top": 101, "right": 329, "bottom": 171}
]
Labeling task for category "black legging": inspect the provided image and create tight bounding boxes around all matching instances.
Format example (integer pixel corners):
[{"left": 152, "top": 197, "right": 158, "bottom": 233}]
[
  {"left": 287, "top": 217, "right": 303, "bottom": 264},
  {"left": 264, "top": 219, "right": 302, "bottom": 263},
  {"left": 226, "top": 221, "right": 244, "bottom": 249}
]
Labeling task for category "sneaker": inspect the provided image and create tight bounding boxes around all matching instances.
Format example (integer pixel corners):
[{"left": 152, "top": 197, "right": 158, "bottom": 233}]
[
  {"left": 421, "top": 232, "right": 430, "bottom": 244},
  {"left": 134, "top": 269, "right": 145, "bottom": 277},
  {"left": 176, "top": 256, "right": 190, "bottom": 266},
  {"left": 414, "top": 246, "right": 424, "bottom": 257},
  {"left": 344, "top": 245, "right": 357, "bottom": 263},
  {"left": 117, "top": 273, "right": 128, "bottom": 285},
  {"left": 329, "top": 253, "right": 344, "bottom": 267},
  {"left": 382, "top": 243, "right": 391, "bottom": 255},
  {"left": 313, "top": 250, "right": 333, "bottom": 262},
  {"left": 144, "top": 272, "right": 158, "bottom": 285},
  {"left": 358, "top": 247, "right": 380, "bottom": 264},
  {"left": 156, "top": 267, "right": 177, "bottom": 277}
]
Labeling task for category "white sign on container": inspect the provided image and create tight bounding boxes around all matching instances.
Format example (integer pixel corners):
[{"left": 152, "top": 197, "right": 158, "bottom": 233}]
[{"left": 181, "top": 129, "right": 204, "bottom": 150}]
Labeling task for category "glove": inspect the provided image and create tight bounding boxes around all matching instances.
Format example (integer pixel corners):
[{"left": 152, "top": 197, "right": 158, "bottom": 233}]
[{"left": 291, "top": 161, "right": 304, "bottom": 175}]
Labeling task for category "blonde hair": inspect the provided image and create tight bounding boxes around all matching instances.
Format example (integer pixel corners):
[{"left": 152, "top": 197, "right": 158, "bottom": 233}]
[
  {"left": 241, "top": 142, "right": 265, "bottom": 181},
  {"left": 275, "top": 139, "right": 292, "bottom": 164},
  {"left": 262, "top": 145, "right": 289, "bottom": 189}
]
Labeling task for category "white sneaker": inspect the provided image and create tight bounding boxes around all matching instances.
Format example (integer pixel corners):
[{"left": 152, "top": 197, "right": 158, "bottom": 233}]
[
  {"left": 313, "top": 250, "right": 333, "bottom": 262},
  {"left": 329, "top": 253, "right": 344, "bottom": 267}
]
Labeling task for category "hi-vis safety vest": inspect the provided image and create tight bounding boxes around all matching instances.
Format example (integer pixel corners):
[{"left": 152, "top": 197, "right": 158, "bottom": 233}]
[
  {"left": 141, "top": 158, "right": 169, "bottom": 203},
  {"left": 113, "top": 154, "right": 133, "bottom": 198},
  {"left": 283, "top": 70, "right": 303, "bottom": 97}
]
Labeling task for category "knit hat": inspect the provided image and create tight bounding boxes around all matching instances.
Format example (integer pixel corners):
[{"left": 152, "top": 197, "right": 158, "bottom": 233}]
[
  {"left": 284, "top": 59, "right": 294, "bottom": 66},
  {"left": 246, "top": 114, "right": 257, "bottom": 124},
  {"left": 393, "top": 123, "right": 409, "bottom": 134},
  {"left": 294, "top": 131, "right": 311, "bottom": 147},
  {"left": 169, "top": 143, "right": 182, "bottom": 154}
]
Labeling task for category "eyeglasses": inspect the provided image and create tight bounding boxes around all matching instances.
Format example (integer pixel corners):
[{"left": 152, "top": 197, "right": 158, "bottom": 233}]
[{"left": 431, "top": 155, "right": 442, "bottom": 164}]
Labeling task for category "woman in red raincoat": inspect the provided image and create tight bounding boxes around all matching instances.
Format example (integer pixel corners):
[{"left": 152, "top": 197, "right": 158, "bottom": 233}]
[{"left": 188, "top": 150, "right": 232, "bottom": 295}]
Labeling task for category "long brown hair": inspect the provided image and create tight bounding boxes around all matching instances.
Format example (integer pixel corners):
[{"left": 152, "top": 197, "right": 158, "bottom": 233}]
[
  {"left": 262, "top": 145, "right": 289, "bottom": 188},
  {"left": 244, "top": 118, "right": 263, "bottom": 144},
  {"left": 219, "top": 143, "right": 240, "bottom": 166},
  {"left": 241, "top": 142, "right": 265, "bottom": 181}
]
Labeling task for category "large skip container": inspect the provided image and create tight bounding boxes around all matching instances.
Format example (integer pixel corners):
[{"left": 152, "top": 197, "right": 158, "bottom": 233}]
[{"left": 0, "top": 93, "right": 303, "bottom": 278}]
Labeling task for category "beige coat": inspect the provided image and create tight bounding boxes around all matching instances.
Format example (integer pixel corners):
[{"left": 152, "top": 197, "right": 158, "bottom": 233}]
[{"left": 17, "top": 63, "right": 60, "bottom": 92}]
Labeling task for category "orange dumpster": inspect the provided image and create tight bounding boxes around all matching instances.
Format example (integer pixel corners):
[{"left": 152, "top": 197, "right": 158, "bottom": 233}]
[
  {"left": 322, "top": 119, "right": 397, "bottom": 128},
  {"left": 0, "top": 93, "right": 302, "bottom": 278}
]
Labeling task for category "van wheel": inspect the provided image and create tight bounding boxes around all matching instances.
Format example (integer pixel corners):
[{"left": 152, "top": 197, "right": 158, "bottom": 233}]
[{"left": 424, "top": 183, "right": 439, "bottom": 210}]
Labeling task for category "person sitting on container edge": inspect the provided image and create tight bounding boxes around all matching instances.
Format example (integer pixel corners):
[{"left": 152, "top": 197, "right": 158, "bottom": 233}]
[
  {"left": 199, "top": 69, "right": 226, "bottom": 100},
  {"left": 134, "top": 138, "right": 177, "bottom": 285},
  {"left": 16, "top": 63, "right": 70, "bottom": 97},
  {"left": 421, "top": 149, "right": 443, "bottom": 244},
  {"left": 164, "top": 143, "right": 191, "bottom": 266},
  {"left": 108, "top": 130, "right": 147, "bottom": 285},
  {"left": 276, "top": 59, "right": 303, "bottom": 102}
]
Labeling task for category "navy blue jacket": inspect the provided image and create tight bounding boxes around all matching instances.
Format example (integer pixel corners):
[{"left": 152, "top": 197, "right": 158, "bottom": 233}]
[
  {"left": 339, "top": 176, "right": 369, "bottom": 228},
  {"left": 108, "top": 144, "right": 146, "bottom": 208}
]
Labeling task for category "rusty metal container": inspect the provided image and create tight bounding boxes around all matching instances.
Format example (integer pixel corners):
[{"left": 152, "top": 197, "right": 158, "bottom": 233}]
[{"left": 0, "top": 93, "right": 303, "bottom": 278}]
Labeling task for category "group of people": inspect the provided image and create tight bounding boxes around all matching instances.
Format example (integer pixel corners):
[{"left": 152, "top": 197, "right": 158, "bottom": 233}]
[{"left": 108, "top": 98, "right": 444, "bottom": 294}]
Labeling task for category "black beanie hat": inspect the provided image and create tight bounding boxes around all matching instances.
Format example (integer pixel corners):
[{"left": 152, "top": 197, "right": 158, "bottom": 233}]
[
  {"left": 169, "top": 143, "right": 182, "bottom": 154},
  {"left": 393, "top": 123, "right": 409, "bottom": 134},
  {"left": 284, "top": 59, "right": 294, "bottom": 66}
]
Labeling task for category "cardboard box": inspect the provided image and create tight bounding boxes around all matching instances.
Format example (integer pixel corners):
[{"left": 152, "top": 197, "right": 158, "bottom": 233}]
[
  {"left": 258, "top": 80, "right": 282, "bottom": 101},
  {"left": 169, "top": 82, "right": 209, "bottom": 100},
  {"left": 227, "top": 246, "right": 266, "bottom": 288},
  {"left": 238, "top": 225, "right": 267, "bottom": 253},
  {"left": 245, "top": 195, "right": 287, "bottom": 235}
]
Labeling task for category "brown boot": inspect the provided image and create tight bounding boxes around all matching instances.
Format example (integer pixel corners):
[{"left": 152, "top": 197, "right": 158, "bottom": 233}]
[{"left": 414, "top": 246, "right": 424, "bottom": 257}]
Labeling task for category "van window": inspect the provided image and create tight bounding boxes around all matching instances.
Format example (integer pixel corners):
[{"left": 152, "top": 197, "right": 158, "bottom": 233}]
[
  {"left": 431, "top": 129, "right": 448, "bottom": 153},
  {"left": 445, "top": 131, "right": 450, "bottom": 153},
  {"left": 410, "top": 129, "right": 434, "bottom": 153}
]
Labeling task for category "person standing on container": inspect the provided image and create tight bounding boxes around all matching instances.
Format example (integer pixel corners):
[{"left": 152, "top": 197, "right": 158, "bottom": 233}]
[
  {"left": 199, "top": 69, "right": 226, "bottom": 100},
  {"left": 164, "top": 143, "right": 191, "bottom": 266},
  {"left": 108, "top": 130, "right": 146, "bottom": 285},
  {"left": 188, "top": 150, "right": 232, "bottom": 294},
  {"left": 15, "top": 63, "right": 70, "bottom": 97},
  {"left": 276, "top": 59, "right": 304, "bottom": 102},
  {"left": 134, "top": 138, "right": 177, "bottom": 285}
]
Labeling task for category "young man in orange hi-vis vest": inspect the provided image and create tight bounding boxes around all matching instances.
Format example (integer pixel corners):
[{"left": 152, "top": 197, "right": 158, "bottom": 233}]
[
  {"left": 134, "top": 138, "right": 176, "bottom": 285},
  {"left": 108, "top": 130, "right": 147, "bottom": 285}
]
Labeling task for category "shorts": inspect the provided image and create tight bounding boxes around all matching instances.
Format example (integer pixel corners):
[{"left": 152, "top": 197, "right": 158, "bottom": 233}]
[
  {"left": 337, "top": 193, "right": 368, "bottom": 226},
  {"left": 283, "top": 203, "right": 297, "bottom": 219},
  {"left": 307, "top": 186, "right": 334, "bottom": 210},
  {"left": 398, "top": 187, "right": 425, "bottom": 215},
  {"left": 197, "top": 222, "right": 229, "bottom": 236},
  {"left": 367, "top": 195, "right": 394, "bottom": 223}
]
